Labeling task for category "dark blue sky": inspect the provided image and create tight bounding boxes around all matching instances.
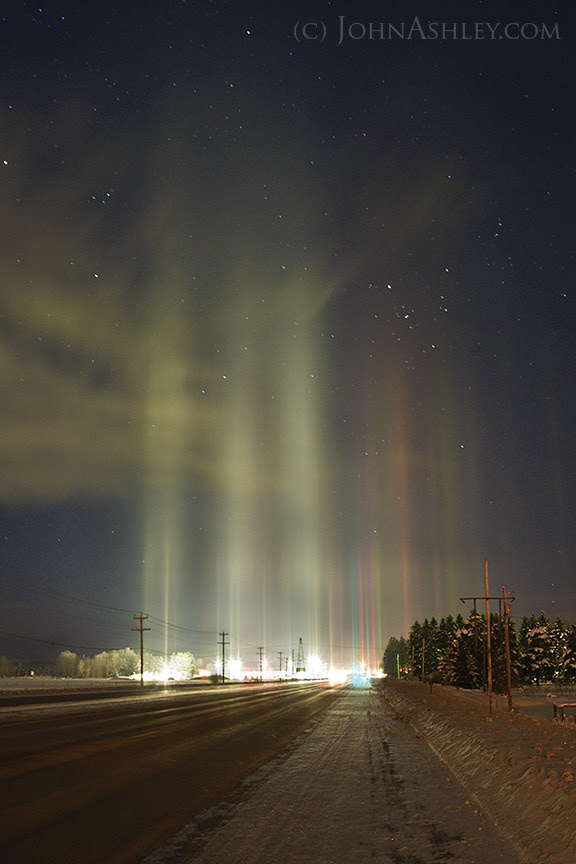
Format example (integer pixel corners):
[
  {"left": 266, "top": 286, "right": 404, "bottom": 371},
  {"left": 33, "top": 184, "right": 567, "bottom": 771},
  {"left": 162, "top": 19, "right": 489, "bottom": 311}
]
[{"left": 0, "top": 1, "right": 574, "bottom": 669}]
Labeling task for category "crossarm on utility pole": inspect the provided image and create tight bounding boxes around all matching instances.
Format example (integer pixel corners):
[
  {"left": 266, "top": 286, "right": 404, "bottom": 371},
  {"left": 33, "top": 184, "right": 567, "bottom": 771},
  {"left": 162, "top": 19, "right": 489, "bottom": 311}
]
[{"left": 219, "top": 632, "right": 229, "bottom": 685}]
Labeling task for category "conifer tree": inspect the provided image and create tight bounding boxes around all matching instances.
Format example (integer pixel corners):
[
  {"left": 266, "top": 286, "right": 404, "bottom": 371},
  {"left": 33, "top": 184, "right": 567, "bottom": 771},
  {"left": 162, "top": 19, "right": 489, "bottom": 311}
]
[
  {"left": 562, "top": 625, "right": 576, "bottom": 683},
  {"left": 408, "top": 620, "right": 424, "bottom": 678},
  {"left": 519, "top": 612, "right": 555, "bottom": 685},
  {"left": 439, "top": 616, "right": 480, "bottom": 689}
]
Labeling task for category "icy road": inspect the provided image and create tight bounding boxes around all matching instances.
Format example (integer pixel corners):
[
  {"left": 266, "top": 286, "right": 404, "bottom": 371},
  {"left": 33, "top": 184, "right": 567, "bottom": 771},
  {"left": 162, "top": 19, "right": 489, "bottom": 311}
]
[
  {"left": 0, "top": 681, "right": 341, "bottom": 863},
  {"left": 145, "top": 680, "right": 523, "bottom": 864}
]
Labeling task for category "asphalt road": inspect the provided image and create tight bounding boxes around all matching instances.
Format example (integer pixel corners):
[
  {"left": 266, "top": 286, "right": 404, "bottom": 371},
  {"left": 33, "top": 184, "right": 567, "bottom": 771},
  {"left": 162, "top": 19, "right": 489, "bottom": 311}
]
[
  {"left": 0, "top": 681, "right": 343, "bottom": 864},
  {"left": 149, "top": 681, "right": 524, "bottom": 864}
]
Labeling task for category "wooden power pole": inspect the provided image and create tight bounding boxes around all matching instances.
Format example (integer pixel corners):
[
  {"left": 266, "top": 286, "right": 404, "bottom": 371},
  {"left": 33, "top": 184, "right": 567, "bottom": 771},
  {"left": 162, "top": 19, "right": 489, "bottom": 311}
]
[
  {"left": 132, "top": 612, "right": 150, "bottom": 686},
  {"left": 460, "top": 569, "right": 515, "bottom": 716},
  {"left": 503, "top": 585, "right": 513, "bottom": 711},
  {"left": 219, "top": 631, "right": 229, "bottom": 685},
  {"left": 485, "top": 559, "right": 493, "bottom": 719}
]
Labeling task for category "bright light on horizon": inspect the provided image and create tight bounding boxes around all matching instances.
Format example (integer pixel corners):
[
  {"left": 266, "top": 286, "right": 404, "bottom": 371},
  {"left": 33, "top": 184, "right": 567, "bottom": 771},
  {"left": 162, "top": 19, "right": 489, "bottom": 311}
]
[
  {"left": 228, "top": 658, "right": 243, "bottom": 680},
  {"left": 329, "top": 667, "right": 348, "bottom": 685}
]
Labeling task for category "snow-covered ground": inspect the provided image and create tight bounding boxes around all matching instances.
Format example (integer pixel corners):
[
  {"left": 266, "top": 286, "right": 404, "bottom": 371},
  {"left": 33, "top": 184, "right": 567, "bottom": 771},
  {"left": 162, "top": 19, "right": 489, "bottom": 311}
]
[
  {"left": 383, "top": 679, "right": 576, "bottom": 864},
  {"left": 0, "top": 676, "right": 140, "bottom": 690},
  {"left": 143, "top": 680, "right": 525, "bottom": 864}
]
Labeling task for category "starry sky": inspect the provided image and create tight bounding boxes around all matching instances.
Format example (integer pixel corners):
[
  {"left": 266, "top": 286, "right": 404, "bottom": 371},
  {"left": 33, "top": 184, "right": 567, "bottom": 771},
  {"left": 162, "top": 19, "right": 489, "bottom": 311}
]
[{"left": 1, "top": 0, "right": 574, "bottom": 671}]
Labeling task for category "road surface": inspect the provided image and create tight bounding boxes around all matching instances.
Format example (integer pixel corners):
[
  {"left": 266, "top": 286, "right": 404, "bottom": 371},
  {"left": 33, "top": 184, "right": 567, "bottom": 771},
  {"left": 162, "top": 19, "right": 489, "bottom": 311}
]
[
  {"left": 147, "top": 680, "right": 525, "bottom": 864},
  {"left": 0, "top": 681, "right": 342, "bottom": 864}
]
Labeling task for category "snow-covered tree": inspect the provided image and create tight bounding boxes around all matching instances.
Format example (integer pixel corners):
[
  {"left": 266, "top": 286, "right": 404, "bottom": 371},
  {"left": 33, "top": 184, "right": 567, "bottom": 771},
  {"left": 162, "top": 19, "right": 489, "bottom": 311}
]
[
  {"left": 111, "top": 648, "right": 139, "bottom": 677},
  {"left": 55, "top": 650, "right": 78, "bottom": 678},
  {"left": 422, "top": 617, "right": 440, "bottom": 678},
  {"left": 0, "top": 656, "right": 15, "bottom": 676},
  {"left": 168, "top": 652, "right": 198, "bottom": 680},
  {"left": 382, "top": 636, "right": 409, "bottom": 677},
  {"left": 143, "top": 652, "right": 164, "bottom": 677},
  {"left": 439, "top": 617, "right": 480, "bottom": 689},
  {"left": 550, "top": 617, "right": 568, "bottom": 680},
  {"left": 562, "top": 625, "right": 576, "bottom": 683},
  {"left": 518, "top": 612, "right": 555, "bottom": 685},
  {"left": 437, "top": 615, "right": 458, "bottom": 660},
  {"left": 408, "top": 620, "right": 424, "bottom": 678}
]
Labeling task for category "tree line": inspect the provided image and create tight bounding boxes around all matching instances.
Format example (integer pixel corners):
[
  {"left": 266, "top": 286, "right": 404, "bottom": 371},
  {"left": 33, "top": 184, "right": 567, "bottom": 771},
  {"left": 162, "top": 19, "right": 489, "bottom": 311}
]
[
  {"left": 0, "top": 648, "right": 200, "bottom": 680},
  {"left": 382, "top": 611, "right": 576, "bottom": 690}
]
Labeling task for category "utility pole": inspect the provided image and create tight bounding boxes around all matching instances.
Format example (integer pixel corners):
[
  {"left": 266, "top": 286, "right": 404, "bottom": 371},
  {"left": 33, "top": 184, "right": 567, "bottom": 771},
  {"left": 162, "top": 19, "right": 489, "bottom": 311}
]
[
  {"left": 132, "top": 612, "right": 150, "bottom": 687},
  {"left": 277, "top": 650, "right": 284, "bottom": 675},
  {"left": 257, "top": 646, "right": 264, "bottom": 681},
  {"left": 470, "top": 598, "right": 479, "bottom": 651},
  {"left": 503, "top": 585, "right": 513, "bottom": 712},
  {"left": 422, "top": 637, "right": 425, "bottom": 680},
  {"left": 219, "top": 631, "right": 229, "bottom": 685},
  {"left": 460, "top": 581, "right": 515, "bottom": 711},
  {"left": 485, "top": 559, "right": 493, "bottom": 719}
]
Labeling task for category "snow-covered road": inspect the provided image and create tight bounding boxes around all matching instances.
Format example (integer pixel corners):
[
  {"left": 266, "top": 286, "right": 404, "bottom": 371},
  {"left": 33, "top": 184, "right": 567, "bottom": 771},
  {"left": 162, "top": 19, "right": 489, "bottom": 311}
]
[{"left": 145, "top": 680, "right": 522, "bottom": 864}]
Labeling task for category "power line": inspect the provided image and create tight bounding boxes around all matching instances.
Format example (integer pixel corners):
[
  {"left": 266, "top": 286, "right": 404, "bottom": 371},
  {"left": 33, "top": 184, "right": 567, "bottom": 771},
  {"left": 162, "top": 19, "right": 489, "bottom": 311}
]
[
  {"left": 5, "top": 583, "right": 380, "bottom": 664},
  {"left": 23, "top": 582, "right": 134, "bottom": 615},
  {"left": 0, "top": 628, "right": 123, "bottom": 654},
  {"left": 145, "top": 614, "right": 215, "bottom": 636},
  {"left": 22, "top": 583, "right": 217, "bottom": 638}
]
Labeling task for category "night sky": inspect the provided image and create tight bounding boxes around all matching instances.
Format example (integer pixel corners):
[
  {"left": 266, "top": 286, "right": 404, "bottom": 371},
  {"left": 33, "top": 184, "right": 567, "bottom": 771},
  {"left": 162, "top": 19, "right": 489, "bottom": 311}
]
[{"left": 1, "top": 1, "right": 574, "bottom": 671}]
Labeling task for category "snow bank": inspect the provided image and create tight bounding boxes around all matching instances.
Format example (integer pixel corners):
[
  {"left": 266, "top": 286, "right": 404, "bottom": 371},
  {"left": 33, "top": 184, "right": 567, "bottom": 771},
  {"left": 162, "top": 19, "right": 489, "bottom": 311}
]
[{"left": 381, "top": 680, "right": 576, "bottom": 864}]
